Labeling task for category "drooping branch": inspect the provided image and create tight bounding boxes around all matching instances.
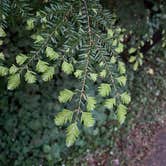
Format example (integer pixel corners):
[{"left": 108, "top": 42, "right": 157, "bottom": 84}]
[{"left": 77, "top": 0, "right": 93, "bottom": 113}]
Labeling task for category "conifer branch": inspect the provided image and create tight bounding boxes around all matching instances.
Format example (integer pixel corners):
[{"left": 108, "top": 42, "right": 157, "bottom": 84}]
[
  {"left": 20, "top": 8, "right": 73, "bottom": 73},
  {"left": 102, "top": 55, "right": 117, "bottom": 91},
  {"left": 0, "top": 0, "right": 134, "bottom": 147},
  {"left": 77, "top": 0, "right": 93, "bottom": 113}
]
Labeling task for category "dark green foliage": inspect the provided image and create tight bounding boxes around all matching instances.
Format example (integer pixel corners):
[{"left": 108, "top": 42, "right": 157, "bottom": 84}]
[
  {"left": 0, "top": 84, "right": 65, "bottom": 165},
  {"left": 0, "top": 0, "right": 165, "bottom": 165},
  {"left": 0, "top": 0, "right": 10, "bottom": 27},
  {"left": 0, "top": 0, "right": 132, "bottom": 146}
]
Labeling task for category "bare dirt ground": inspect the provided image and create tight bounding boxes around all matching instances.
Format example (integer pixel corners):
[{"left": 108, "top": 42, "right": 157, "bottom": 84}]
[
  {"left": 122, "top": 120, "right": 166, "bottom": 166},
  {"left": 143, "top": 129, "right": 166, "bottom": 166}
]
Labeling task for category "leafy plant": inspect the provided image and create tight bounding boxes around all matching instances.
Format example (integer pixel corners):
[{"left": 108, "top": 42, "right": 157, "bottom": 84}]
[
  {"left": 0, "top": 0, "right": 166, "bottom": 165},
  {"left": 0, "top": 0, "right": 132, "bottom": 146}
]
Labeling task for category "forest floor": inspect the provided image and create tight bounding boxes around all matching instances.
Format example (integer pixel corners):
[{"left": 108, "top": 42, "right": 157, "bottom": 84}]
[
  {"left": 83, "top": 51, "right": 166, "bottom": 166},
  {"left": 143, "top": 129, "right": 166, "bottom": 166},
  {"left": 115, "top": 52, "right": 166, "bottom": 166}
]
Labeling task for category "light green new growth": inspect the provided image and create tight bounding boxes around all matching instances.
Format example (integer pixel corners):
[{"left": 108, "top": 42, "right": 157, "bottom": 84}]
[
  {"left": 62, "top": 61, "right": 74, "bottom": 75},
  {"left": 0, "top": 52, "right": 5, "bottom": 60},
  {"left": 0, "top": 27, "right": 6, "bottom": 37},
  {"left": 90, "top": 73, "right": 98, "bottom": 82},
  {"left": 117, "top": 104, "right": 127, "bottom": 125},
  {"left": 58, "top": 89, "right": 74, "bottom": 103},
  {"left": 118, "top": 61, "right": 126, "bottom": 74},
  {"left": 86, "top": 96, "right": 96, "bottom": 111},
  {"left": 36, "top": 60, "right": 49, "bottom": 73},
  {"left": 0, "top": 0, "right": 133, "bottom": 147},
  {"left": 98, "top": 83, "right": 111, "bottom": 97},
  {"left": 9, "top": 65, "right": 19, "bottom": 74},
  {"left": 41, "top": 66, "right": 55, "bottom": 81},
  {"left": 100, "top": 69, "right": 107, "bottom": 78},
  {"left": 26, "top": 19, "right": 34, "bottom": 30},
  {"left": 81, "top": 112, "right": 95, "bottom": 128},
  {"left": 116, "top": 76, "right": 127, "bottom": 86},
  {"left": 54, "top": 109, "right": 73, "bottom": 126},
  {"left": 120, "top": 92, "right": 131, "bottom": 105},
  {"left": 45, "top": 47, "right": 59, "bottom": 60},
  {"left": 16, "top": 54, "right": 28, "bottom": 65},
  {"left": 107, "top": 29, "right": 114, "bottom": 38},
  {"left": 0, "top": 66, "right": 8, "bottom": 76},
  {"left": 129, "top": 56, "right": 136, "bottom": 63},
  {"left": 104, "top": 98, "right": 116, "bottom": 109},
  {"left": 129, "top": 47, "right": 136, "bottom": 54},
  {"left": 115, "top": 43, "right": 124, "bottom": 53},
  {"left": 25, "top": 70, "right": 36, "bottom": 84},
  {"left": 74, "top": 70, "right": 83, "bottom": 78},
  {"left": 110, "top": 56, "right": 116, "bottom": 64},
  {"left": 66, "top": 122, "right": 79, "bottom": 147},
  {"left": 7, "top": 74, "right": 20, "bottom": 90},
  {"left": 33, "top": 35, "right": 44, "bottom": 43}
]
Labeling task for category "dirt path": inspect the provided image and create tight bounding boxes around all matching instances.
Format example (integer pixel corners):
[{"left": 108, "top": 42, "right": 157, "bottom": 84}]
[{"left": 144, "top": 130, "right": 166, "bottom": 166}]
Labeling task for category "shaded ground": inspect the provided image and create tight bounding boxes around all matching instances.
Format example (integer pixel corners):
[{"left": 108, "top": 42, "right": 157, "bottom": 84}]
[
  {"left": 117, "top": 50, "right": 166, "bottom": 166},
  {"left": 81, "top": 49, "right": 166, "bottom": 166},
  {"left": 144, "top": 129, "right": 166, "bottom": 166}
]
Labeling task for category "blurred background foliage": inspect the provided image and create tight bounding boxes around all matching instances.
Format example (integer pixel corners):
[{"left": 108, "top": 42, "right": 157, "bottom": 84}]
[{"left": 0, "top": 0, "right": 166, "bottom": 165}]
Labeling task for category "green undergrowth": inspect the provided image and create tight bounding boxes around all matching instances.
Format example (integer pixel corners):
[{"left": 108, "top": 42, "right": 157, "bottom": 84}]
[
  {"left": 117, "top": 45, "right": 166, "bottom": 165},
  {"left": 0, "top": 0, "right": 165, "bottom": 165},
  {"left": 0, "top": 46, "right": 165, "bottom": 166}
]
